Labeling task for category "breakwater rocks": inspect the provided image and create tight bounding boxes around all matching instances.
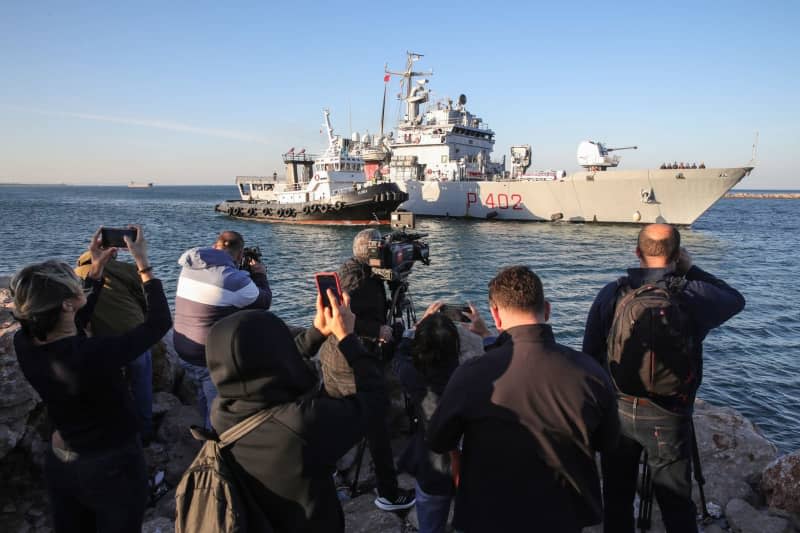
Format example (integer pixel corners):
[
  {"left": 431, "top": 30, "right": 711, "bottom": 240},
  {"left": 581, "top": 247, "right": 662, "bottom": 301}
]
[
  {"left": 0, "top": 281, "right": 798, "bottom": 532},
  {"left": 725, "top": 192, "right": 800, "bottom": 199}
]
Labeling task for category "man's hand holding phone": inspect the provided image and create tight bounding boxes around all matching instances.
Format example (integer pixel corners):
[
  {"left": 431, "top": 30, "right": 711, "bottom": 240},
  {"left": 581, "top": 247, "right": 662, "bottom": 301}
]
[
  {"left": 314, "top": 289, "right": 355, "bottom": 341},
  {"left": 313, "top": 272, "right": 354, "bottom": 340}
]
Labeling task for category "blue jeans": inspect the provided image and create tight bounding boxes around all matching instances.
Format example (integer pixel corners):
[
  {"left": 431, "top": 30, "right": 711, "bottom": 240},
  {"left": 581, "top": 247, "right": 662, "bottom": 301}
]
[
  {"left": 415, "top": 481, "right": 451, "bottom": 533},
  {"left": 179, "top": 359, "right": 217, "bottom": 430},
  {"left": 46, "top": 439, "right": 148, "bottom": 533},
  {"left": 601, "top": 396, "right": 697, "bottom": 533},
  {"left": 127, "top": 350, "right": 153, "bottom": 438}
]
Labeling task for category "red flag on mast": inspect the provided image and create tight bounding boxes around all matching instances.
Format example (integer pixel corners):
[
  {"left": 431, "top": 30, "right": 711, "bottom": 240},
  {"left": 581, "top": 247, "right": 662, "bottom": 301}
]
[{"left": 383, "top": 74, "right": 390, "bottom": 83}]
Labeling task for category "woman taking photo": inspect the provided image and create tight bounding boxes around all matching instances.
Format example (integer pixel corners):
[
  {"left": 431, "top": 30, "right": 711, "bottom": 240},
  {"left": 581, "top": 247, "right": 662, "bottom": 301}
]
[{"left": 10, "top": 226, "right": 171, "bottom": 533}]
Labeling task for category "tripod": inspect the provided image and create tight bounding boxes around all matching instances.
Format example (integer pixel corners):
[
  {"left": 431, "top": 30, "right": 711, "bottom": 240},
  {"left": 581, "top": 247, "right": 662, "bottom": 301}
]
[{"left": 636, "top": 419, "right": 712, "bottom": 532}]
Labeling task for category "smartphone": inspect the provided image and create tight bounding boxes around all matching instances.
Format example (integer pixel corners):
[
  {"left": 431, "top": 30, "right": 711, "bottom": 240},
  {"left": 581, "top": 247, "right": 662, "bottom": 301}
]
[
  {"left": 101, "top": 227, "right": 137, "bottom": 248},
  {"left": 315, "top": 272, "right": 342, "bottom": 308},
  {"left": 438, "top": 303, "right": 472, "bottom": 323}
]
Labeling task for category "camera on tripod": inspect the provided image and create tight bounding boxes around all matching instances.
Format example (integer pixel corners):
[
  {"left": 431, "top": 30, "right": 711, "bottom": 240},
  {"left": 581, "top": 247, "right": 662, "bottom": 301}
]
[
  {"left": 366, "top": 231, "right": 430, "bottom": 282},
  {"left": 239, "top": 246, "right": 263, "bottom": 272}
]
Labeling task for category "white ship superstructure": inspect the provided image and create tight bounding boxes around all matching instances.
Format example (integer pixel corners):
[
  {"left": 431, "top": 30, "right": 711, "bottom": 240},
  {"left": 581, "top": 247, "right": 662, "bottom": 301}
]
[
  {"left": 216, "top": 110, "right": 406, "bottom": 224},
  {"left": 382, "top": 52, "right": 753, "bottom": 225}
]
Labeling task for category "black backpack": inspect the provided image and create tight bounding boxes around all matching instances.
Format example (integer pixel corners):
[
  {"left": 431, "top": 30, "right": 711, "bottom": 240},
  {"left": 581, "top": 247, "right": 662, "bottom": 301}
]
[
  {"left": 175, "top": 410, "right": 276, "bottom": 533},
  {"left": 606, "top": 277, "right": 697, "bottom": 403}
]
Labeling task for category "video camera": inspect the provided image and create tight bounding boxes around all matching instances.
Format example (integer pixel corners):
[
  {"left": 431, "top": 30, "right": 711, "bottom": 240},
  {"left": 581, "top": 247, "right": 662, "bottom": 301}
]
[
  {"left": 367, "top": 231, "right": 430, "bottom": 282},
  {"left": 239, "top": 246, "right": 263, "bottom": 272}
]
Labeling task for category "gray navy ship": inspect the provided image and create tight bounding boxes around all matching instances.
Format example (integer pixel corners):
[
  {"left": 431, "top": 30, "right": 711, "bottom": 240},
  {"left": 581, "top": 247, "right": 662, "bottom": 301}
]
[{"left": 369, "top": 52, "right": 755, "bottom": 225}]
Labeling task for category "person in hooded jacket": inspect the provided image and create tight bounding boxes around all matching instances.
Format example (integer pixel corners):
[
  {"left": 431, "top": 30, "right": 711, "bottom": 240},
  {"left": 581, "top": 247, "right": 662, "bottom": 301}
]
[
  {"left": 174, "top": 230, "right": 271, "bottom": 429},
  {"left": 206, "top": 289, "right": 386, "bottom": 533}
]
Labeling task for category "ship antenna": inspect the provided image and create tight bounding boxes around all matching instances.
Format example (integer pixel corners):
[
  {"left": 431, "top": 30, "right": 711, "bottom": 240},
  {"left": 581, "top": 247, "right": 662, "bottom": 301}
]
[
  {"left": 751, "top": 131, "right": 759, "bottom": 163},
  {"left": 380, "top": 63, "right": 388, "bottom": 136}
]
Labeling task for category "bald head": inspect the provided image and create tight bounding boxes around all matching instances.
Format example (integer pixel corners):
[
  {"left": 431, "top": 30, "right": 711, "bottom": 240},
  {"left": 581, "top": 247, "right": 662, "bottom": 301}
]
[{"left": 637, "top": 224, "right": 680, "bottom": 267}]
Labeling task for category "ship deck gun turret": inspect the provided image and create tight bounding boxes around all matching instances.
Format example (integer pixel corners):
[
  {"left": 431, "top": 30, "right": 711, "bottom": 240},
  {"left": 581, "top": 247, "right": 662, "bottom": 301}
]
[{"left": 577, "top": 140, "right": 638, "bottom": 170}]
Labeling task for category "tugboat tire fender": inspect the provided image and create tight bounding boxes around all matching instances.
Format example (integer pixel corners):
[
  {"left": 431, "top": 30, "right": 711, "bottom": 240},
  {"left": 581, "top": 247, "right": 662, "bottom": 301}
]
[
  {"left": 277, "top": 208, "right": 285, "bottom": 217},
  {"left": 302, "top": 205, "right": 311, "bottom": 215},
  {"left": 228, "top": 207, "right": 234, "bottom": 215},
  {"left": 289, "top": 208, "right": 297, "bottom": 217},
  {"left": 262, "top": 208, "right": 271, "bottom": 216},
  {"left": 319, "top": 204, "right": 329, "bottom": 214},
  {"left": 334, "top": 201, "right": 343, "bottom": 210}
]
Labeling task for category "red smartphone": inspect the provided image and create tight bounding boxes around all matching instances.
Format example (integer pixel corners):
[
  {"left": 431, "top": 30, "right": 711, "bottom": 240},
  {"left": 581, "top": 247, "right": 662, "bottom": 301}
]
[{"left": 315, "top": 272, "right": 342, "bottom": 308}]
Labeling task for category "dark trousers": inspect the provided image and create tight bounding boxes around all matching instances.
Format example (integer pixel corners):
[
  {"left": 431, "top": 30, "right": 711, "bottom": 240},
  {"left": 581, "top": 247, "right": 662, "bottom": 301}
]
[
  {"left": 45, "top": 439, "right": 148, "bottom": 533},
  {"left": 367, "top": 399, "right": 399, "bottom": 499},
  {"left": 602, "top": 397, "right": 697, "bottom": 533}
]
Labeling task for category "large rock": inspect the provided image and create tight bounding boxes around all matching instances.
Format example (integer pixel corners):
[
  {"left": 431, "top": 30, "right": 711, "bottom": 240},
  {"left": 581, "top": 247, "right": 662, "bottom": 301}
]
[
  {"left": 141, "top": 516, "right": 175, "bottom": 533},
  {"left": 156, "top": 405, "right": 203, "bottom": 445},
  {"left": 761, "top": 451, "right": 800, "bottom": 515},
  {"left": 152, "top": 331, "right": 184, "bottom": 394},
  {"left": 0, "top": 289, "right": 42, "bottom": 462},
  {"left": 692, "top": 399, "right": 778, "bottom": 508},
  {"left": 725, "top": 498, "right": 792, "bottom": 533},
  {"left": 152, "top": 392, "right": 182, "bottom": 417},
  {"left": 342, "top": 493, "right": 405, "bottom": 533},
  {"left": 155, "top": 404, "right": 202, "bottom": 486}
]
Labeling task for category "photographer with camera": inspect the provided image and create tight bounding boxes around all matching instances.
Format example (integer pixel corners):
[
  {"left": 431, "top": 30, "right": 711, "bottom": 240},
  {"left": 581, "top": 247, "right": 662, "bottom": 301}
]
[
  {"left": 174, "top": 230, "right": 272, "bottom": 429},
  {"left": 319, "top": 228, "right": 416, "bottom": 511},
  {"left": 10, "top": 226, "right": 171, "bottom": 533}
]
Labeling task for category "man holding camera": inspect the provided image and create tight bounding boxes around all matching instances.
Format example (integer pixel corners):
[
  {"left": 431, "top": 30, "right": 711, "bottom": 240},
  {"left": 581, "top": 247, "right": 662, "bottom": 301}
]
[
  {"left": 427, "top": 266, "right": 620, "bottom": 532},
  {"left": 582, "top": 223, "right": 745, "bottom": 532},
  {"left": 174, "top": 230, "right": 272, "bottom": 429},
  {"left": 319, "top": 228, "right": 415, "bottom": 511}
]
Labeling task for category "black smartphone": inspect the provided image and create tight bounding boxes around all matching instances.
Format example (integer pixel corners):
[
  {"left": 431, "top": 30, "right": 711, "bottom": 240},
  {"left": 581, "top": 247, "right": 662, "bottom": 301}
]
[
  {"left": 100, "top": 227, "right": 137, "bottom": 248},
  {"left": 438, "top": 303, "right": 471, "bottom": 323},
  {"left": 315, "top": 272, "right": 342, "bottom": 308}
]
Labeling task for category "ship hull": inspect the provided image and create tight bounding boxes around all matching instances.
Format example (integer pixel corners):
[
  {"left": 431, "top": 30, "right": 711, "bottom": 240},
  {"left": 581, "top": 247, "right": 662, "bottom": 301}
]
[
  {"left": 394, "top": 167, "right": 751, "bottom": 225},
  {"left": 215, "top": 183, "right": 406, "bottom": 225}
]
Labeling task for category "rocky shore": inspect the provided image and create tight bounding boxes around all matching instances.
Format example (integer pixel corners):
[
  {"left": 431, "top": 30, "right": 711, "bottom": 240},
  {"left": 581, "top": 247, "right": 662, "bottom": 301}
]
[{"left": 1, "top": 279, "right": 798, "bottom": 533}]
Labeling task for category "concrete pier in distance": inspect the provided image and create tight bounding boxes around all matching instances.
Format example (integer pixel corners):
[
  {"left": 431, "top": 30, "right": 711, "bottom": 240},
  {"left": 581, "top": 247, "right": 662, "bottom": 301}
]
[{"left": 725, "top": 192, "right": 800, "bottom": 199}]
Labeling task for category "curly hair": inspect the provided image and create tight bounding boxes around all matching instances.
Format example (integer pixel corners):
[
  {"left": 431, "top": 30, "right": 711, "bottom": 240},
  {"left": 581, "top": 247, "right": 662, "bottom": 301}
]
[
  {"left": 10, "top": 260, "right": 84, "bottom": 341},
  {"left": 487, "top": 265, "right": 545, "bottom": 314}
]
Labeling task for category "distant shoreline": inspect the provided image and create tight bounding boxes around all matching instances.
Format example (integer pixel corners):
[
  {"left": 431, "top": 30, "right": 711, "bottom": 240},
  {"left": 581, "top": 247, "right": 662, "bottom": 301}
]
[
  {"left": 724, "top": 192, "right": 800, "bottom": 199},
  {"left": 1, "top": 183, "right": 799, "bottom": 197}
]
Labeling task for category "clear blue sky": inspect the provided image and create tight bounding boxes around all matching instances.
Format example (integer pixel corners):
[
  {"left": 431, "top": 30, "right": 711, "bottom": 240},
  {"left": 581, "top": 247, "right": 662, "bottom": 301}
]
[{"left": 1, "top": 0, "right": 798, "bottom": 188}]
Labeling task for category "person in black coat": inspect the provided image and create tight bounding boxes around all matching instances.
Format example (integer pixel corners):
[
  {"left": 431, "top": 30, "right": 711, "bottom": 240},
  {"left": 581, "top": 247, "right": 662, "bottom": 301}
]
[
  {"left": 427, "top": 266, "right": 620, "bottom": 533},
  {"left": 319, "top": 228, "right": 416, "bottom": 511},
  {"left": 11, "top": 226, "right": 172, "bottom": 533},
  {"left": 207, "top": 289, "right": 387, "bottom": 532}
]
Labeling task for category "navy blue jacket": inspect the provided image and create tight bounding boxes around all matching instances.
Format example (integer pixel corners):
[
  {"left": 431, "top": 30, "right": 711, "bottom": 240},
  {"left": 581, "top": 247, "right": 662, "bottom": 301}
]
[
  {"left": 427, "top": 324, "right": 619, "bottom": 532},
  {"left": 582, "top": 265, "right": 745, "bottom": 395}
]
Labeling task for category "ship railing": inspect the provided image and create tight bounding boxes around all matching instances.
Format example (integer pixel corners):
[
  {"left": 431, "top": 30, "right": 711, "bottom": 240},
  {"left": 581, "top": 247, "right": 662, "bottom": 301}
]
[{"left": 282, "top": 153, "right": 317, "bottom": 162}]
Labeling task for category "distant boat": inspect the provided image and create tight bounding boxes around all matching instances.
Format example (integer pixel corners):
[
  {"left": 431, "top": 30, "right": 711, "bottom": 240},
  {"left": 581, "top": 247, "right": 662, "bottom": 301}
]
[{"left": 128, "top": 181, "right": 154, "bottom": 189}]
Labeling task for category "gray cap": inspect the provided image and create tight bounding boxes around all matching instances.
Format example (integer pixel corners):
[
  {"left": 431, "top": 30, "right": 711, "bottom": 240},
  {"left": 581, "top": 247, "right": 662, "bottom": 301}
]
[{"left": 353, "top": 229, "right": 382, "bottom": 260}]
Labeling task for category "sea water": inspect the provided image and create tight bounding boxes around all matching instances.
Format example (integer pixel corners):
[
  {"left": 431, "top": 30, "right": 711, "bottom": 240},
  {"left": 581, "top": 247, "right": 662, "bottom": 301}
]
[{"left": 1, "top": 185, "right": 798, "bottom": 452}]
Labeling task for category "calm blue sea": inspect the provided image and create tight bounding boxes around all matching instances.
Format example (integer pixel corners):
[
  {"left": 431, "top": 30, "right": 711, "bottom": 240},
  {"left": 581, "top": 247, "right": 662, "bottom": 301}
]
[{"left": 1, "top": 185, "right": 798, "bottom": 452}]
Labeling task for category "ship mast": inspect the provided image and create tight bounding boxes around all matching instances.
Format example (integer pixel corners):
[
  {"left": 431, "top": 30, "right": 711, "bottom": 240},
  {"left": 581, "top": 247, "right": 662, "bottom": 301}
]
[{"left": 385, "top": 52, "right": 433, "bottom": 125}]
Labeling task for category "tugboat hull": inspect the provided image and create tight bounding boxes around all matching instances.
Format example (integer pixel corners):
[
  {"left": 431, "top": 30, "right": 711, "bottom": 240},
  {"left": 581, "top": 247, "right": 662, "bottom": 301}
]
[{"left": 215, "top": 182, "right": 407, "bottom": 225}]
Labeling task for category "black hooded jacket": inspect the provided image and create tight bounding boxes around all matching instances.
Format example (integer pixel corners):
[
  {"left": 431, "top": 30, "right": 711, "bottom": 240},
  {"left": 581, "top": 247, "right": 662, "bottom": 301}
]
[{"left": 207, "top": 310, "right": 386, "bottom": 533}]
